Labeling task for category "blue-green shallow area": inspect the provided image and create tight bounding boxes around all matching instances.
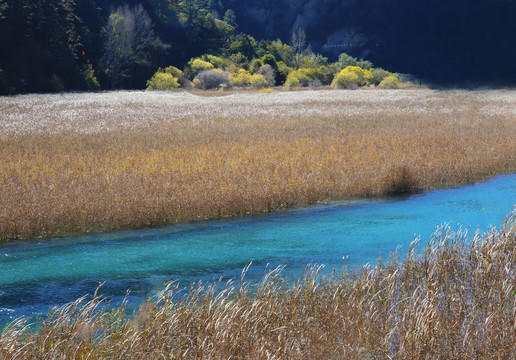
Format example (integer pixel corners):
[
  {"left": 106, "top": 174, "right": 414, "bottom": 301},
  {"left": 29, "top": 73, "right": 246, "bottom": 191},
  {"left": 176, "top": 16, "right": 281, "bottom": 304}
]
[{"left": 1, "top": 174, "right": 515, "bottom": 325}]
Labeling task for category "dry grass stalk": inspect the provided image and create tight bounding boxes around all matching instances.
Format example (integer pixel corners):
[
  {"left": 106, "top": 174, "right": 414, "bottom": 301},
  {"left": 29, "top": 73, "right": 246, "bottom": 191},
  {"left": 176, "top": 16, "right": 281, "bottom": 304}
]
[
  {"left": 1, "top": 89, "right": 516, "bottom": 241},
  {"left": 1, "top": 211, "right": 514, "bottom": 359}
]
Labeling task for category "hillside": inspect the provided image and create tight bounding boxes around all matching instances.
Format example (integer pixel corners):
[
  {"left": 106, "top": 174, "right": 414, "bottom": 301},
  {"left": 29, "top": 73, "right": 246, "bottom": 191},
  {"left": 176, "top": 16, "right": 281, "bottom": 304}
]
[
  {"left": 224, "top": 0, "right": 516, "bottom": 83},
  {"left": 1, "top": 0, "right": 515, "bottom": 94}
]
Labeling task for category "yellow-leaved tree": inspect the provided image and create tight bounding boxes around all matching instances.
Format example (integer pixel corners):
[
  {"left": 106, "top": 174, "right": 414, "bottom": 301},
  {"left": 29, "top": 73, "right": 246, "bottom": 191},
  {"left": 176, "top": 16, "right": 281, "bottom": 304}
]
[{"left": 331, "top": 66, "right": 373, "bottom": 89}]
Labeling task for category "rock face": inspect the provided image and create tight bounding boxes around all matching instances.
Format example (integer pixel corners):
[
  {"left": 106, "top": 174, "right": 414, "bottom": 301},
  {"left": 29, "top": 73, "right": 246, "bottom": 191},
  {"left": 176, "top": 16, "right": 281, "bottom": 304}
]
[
  {"left": 222, "top": 0, "right": 516, "bottom": 83},
  {"left": 225, "top": 0, "right": 372, "bottom": 58}
]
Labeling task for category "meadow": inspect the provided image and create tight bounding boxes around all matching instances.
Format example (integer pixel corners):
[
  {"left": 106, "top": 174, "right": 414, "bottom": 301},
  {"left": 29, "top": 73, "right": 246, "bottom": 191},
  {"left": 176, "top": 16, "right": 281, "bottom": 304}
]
[
  {"left": 1, "top": 89, "right": 516, "bottom": 241},
  {"left": 0, "top": 212, "right": 514, "bottom": 359}
]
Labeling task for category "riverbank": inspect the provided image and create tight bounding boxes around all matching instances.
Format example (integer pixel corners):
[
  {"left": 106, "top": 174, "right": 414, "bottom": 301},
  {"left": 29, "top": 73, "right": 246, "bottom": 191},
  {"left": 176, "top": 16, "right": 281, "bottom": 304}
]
[
  {"left": 1, "top": 89, "right": 516, "bottom": 242},
  {"left": 1, "top": 210, "right": 514, "bottom": 359}
]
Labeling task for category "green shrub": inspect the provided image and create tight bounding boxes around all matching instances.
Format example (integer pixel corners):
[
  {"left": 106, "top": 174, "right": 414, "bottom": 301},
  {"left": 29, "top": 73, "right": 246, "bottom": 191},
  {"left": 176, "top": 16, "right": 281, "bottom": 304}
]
[
  {"left": 371, "top": 68, "right": 390, "bottom": 86},
  {"left": 225, "top": 53, "right": 249, "bottom": 73},
  {"left": 357, "top": 60, "right": 374, "bottom": 70},
  {"left": 336, "top": 53, "right": 358, "bottom": 69},
  {"left": 163, "top": 66, "right": 183, "bottom": 78},
  {"left": 312, "top": 53, "right": 329, "bottom": 67},
  {"left": 294, "top": 71, "right": 311, "bottom": 87},
  {"left": 188, "top": 58, "right": 215, "bottom": 78},
  {"left": 200, "top": 54, "right": 226, "bottom": 69},
  {"left": 298, "top": 56, "right": 316, "bottom": 69},
  {"left": 146, "top": 72, "right": 180, "bottom": 90},
  {"left": 283, "top": 75, "right": 300, "bottom": 89},
  {"left": 318, "top": 64, "right": 340, "bottom": 85},
  {"left": 336, "top": 53, "right": 374, "bottom": 71},
  {"left": 248, "top": 58, "right": 263, "bottom": 73},
  {"left": 267, "top": 40, "right": 295, "bottom": 67},
  {"left": 81, "top": 63, "right": 101, "bottom": 91},
  {"left": 276, "top": 61, "right": 292, "bottom": 85},
  {"left": 284, "top": 68, "right": 322, "bottom": 88},
  {"left": 261, "top": 54, "right": 278, "bottom": 71},
  {"left": 378, "top": 74, "right": 400, "bottom": 89},
  {"left": 162, "top": 66, "right": 187, "bottom": 87}
]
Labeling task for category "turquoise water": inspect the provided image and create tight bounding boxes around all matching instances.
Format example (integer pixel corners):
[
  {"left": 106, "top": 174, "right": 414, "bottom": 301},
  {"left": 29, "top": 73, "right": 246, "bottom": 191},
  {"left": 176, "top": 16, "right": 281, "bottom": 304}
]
[{"left": 1, "top": 174, "right": 515, "bottom": 325}]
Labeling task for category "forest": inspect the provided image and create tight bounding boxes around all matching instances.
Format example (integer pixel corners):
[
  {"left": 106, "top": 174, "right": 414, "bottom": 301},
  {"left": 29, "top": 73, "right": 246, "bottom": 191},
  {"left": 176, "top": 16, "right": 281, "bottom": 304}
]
[{"left": 1, "top": 0, "right": 515, "bottom": 94}]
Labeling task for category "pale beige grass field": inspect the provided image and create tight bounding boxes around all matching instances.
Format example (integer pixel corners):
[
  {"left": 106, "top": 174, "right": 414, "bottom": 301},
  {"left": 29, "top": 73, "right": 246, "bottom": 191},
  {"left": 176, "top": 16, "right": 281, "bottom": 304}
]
[{"left": 1, "top": 89, "right": 515, "bottom": 241}]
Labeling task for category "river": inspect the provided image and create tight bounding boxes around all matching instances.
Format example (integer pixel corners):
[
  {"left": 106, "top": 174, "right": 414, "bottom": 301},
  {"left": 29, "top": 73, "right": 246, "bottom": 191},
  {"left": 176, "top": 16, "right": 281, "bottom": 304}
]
[{"left": 1, "top": 174, "right": 515, "bottom": 325}]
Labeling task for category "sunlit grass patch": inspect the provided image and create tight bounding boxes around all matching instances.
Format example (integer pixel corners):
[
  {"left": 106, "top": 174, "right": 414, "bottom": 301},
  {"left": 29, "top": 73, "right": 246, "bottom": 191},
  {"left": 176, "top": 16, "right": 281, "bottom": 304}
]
[{"left": 0, "top": 89, "right": 515, "bottom": 241}]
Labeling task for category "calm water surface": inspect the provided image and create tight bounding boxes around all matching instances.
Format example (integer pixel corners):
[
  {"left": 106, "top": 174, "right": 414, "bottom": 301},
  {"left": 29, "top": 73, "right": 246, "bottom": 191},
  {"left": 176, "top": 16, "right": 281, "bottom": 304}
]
[{"left": 1, "top": 174, "right": 515, "bottom": 325}]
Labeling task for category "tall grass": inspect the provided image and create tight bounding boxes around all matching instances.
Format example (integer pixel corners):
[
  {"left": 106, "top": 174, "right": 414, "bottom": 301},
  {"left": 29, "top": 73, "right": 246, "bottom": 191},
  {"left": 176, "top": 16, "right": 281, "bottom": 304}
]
[
  {"left": 1, "top": 90, "right": 516, "bottom": 241},
  {"left": 1, "top": 211, "right": 514, "bottom": 359}
]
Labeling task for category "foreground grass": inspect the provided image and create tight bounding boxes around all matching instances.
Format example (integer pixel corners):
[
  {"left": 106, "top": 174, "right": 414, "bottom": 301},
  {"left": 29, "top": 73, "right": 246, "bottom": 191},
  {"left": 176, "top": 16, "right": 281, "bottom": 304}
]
[
  {"left": 1, "top": 89, "right": 516, "bottom": 241},
  {"left": 1, "top": 211, "right": 514, "bottom": 359}
]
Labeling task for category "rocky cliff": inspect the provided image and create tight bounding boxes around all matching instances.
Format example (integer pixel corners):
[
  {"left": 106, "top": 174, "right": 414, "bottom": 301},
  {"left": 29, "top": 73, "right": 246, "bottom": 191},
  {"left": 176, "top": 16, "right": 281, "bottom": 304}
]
[
  {"left": 226, "top": 0, "right": 373, "bottom": 58},
  {"left": 222, "top": 0, "right": 516, "bottom": 83}
]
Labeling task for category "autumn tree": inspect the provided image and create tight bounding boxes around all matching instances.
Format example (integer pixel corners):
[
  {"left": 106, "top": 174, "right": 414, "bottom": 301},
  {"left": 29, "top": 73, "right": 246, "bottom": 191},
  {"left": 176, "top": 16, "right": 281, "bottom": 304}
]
[
  {"left": 104, "top": 4, "right": 157, "bottom": 89},
  {"left": 290, "top": 26, "right": 311, "bottom": 69}
]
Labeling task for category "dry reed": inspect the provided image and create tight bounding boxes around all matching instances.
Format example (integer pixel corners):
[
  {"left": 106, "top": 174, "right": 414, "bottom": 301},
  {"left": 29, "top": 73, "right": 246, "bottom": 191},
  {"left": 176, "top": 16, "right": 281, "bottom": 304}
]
[
  {"left": 1, "top": 211, "right": 514, "bottom": 359},
  {"left": 1, "top": 89, "right": 516, "bottom": 241}
]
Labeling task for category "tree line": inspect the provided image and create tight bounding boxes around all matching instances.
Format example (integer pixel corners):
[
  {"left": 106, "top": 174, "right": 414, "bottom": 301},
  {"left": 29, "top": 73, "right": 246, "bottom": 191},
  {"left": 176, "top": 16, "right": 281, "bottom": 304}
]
[
  {"left": 0, "top": 0, "right": 240, "bottom": 94},
  {"left": 226, "top": 0, "right": 516, "bottom": 85},
  {"left": 2, "top": 0, "right": 514, "bottom": 94}
]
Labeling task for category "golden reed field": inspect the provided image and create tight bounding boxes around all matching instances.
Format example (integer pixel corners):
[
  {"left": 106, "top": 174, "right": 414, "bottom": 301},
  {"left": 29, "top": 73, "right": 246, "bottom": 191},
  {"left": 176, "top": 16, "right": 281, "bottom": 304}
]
[{"left": 1, "top": 89, "right": 516, "bottom": 241}]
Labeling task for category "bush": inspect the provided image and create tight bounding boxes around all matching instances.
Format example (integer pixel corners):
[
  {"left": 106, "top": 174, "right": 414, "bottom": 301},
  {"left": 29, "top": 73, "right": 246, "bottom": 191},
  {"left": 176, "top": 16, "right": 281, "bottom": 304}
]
[
  {"left": 188, "top": 58, "right": 215, "bottom": 78},
  {"left": 298, "top": 56, "right": 316, "bottom": 69},
  {"left": 146, "top": 72, "right": 180, "bottom": 90},
  {"left": 312, "top": 53, "right": 329, "bottom": 67},
  {"left": 163, "top": 66, "right": 183, "bottom": 78},
  {"left": 284, "top": 72, "right": 303, "bottom": 89},
  {"left": 250, "top": 74, "right": 268, "bottom": 89},
  {"left": 200, "top": 54, "right": 226, "bottom": 69},
  {"left": 229, "top": 69, "right": 253, "bottom": 87},
  {"left": 261, "top": 54, "right": 278, "bottom": 70},
  {"left": 331, "top": 66, "right": 365, "bottom": 89},
  {"left": 81, "top": 63, "right": 101, "bottom": 91},
  {"left": 378, "top": 74, "right": 400, "bottom": 89},
  {"left": 336, "top": 53, "right": 358, "bottom": 69},
  {"left": 257, "top": 64, "right": 276, "bottom": 87},
  {"left": 267, "top": 39, "right": 295, "bottom": 66},
  {"left": 276, "top": 61, "right": 292, "bottom": 85},
  {"left": 363, "top": 68, "right": 374, "bottom": 85},
  {"left": 371, "top": 68, "right": 390, "bottom": 86},
  {"left": 284, "top": 68, "right": 322, "bottom": 88},
  {"left": 283, "top": 75, "right": 300, "bottom": 89},
  {"left": 248, "top": 59, "right": 263, "bottom": 73},
  {"left": 297, "top": 70, "right": 311, "bottom": 86},
  {"left": 357, "top": 60, "right": 373, "bottom": 70},
  {"left": 308, "top": 79, "right": 323, "bottom": 88},
  {"left": 228, "top": 69, "right": 267, "bottom": 89},
  {"left": 318, "top": 64, "right": 340, "bottom": 85},
  {"left": 162, "top": 66, "right": 187, "bottom": 87},
  {"left": 194, "top": 69, "right": 229, "bottom": 89}
]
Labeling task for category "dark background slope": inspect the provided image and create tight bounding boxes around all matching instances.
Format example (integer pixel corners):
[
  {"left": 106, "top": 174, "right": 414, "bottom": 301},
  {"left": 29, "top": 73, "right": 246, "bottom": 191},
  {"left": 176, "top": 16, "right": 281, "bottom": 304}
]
[
  {"left": 1, "top": 0, "right": 515, "bottom": 93},
  {"left": 224, "top": 0, "right": 516, "bottom": 84}
]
